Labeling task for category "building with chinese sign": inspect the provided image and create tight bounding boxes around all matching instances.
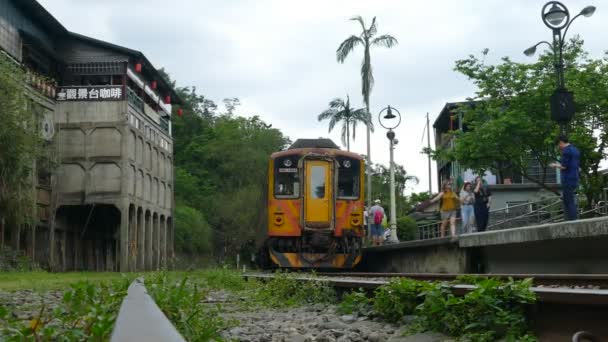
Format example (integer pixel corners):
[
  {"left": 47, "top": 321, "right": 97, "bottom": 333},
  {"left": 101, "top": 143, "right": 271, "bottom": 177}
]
[{"left": 0, "top": 0, "right": 181, "bottom": 271}]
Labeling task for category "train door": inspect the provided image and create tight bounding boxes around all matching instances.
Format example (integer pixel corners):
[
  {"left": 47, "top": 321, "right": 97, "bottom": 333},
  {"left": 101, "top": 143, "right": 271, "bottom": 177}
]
[{"left": 304, "top": 160, "right": 333, "bottom": 228}]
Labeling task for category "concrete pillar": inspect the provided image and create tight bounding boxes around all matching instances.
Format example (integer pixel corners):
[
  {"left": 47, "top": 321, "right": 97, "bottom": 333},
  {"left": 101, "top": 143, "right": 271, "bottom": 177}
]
[
  {"left": 128, "top": 205, "right": 136, "bottom": 272},
  {"left": 10, "top": 224, "right": 20, "bottom": 251},
  {"left": 152, "top": 213, "right": 158, "bottom": 270},
  {"left": 167, "top": 217, "right": 173, "bottom": 265},
  {"left": 145, "top": 211, "right": 152, "bottom": 270},
  {"left": 118, "top": 204, "right": 131, "bottom": 272},
  {"left": 160, "top": 215, "right": 166, "bottom": 268},
  {"left": 137, "top": 207, "right": 144, "bottom": 271}
]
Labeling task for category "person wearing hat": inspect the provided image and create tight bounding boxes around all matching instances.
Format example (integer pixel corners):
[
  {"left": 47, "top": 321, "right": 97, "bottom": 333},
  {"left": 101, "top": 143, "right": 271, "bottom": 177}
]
[{"left": 369, "top": 199, "right": 386, "bottom": 246}]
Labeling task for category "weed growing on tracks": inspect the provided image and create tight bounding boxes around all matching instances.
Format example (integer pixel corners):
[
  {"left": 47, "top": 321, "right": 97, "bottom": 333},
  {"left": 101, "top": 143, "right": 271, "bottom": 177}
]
[
  {"left": 336, "top": 289, "right": 372, "bottom": 316},
  {"left": 0, "top": 276, "right": 131, "bottom": 341},
  {"left": 373, "top": 278, "right": 431, "bottom": 322},
  {"left": 146, "top": 272, "right": 233, "bottom": 341},
  {"left": 368, "top": 277, "right": 537, "bottom": 341},
  {"left": 250, "top": 272, "right": 336, "bottom": 308}
]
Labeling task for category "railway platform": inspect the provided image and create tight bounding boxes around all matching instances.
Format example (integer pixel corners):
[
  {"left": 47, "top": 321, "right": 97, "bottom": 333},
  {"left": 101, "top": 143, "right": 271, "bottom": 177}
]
[{"left": 359, "top": 216, "right": 608, "bottom": 274}]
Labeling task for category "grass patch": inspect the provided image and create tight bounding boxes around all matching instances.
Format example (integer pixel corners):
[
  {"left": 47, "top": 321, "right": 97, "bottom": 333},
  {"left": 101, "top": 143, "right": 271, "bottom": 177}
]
[
  {"left": 0, "top": 271, "right": 140, "bottom": 291},
  {"left": 249, "top": 271, "right": 336, "bottom": 308},
  {"left": 146, "top": 272, "right": 232, "bottom": 341},
  {"left": 0, "top": 278, "right": 131, "bottom": 340}
]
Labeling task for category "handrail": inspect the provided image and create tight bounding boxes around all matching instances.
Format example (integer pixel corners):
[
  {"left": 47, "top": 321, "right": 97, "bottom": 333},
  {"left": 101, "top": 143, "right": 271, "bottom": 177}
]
[
  {"left": 415, "top": 197, "right": 608, "bottom": 241},
  {"left": 488, "top": 199, "right": 562, "bottom": 230}
]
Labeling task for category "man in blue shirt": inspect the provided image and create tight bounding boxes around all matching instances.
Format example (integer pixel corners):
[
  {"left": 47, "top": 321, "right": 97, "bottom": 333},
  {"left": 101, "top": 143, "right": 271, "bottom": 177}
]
[{"left": 550, "top": 135, "right": 580, "bottom": 220}]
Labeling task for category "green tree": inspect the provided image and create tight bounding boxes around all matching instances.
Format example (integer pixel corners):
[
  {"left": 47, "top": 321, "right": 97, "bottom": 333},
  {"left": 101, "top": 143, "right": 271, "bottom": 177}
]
[
  {"left": 337, "top": 16, "right": 398, "bottom": 206},
  {"left": 370, "top": 163, "right": 418, "bottom": 217},
  {"left": 0, "top": 53, "right": 44, "bottom": 237},
  {"left": 169, "top": 80, "right": 290, "bottom": 259},
  {"left": 174, "top": 204, "right": 212, "bottom": 254},
  {"left": 317, "top": 95, "right": 371, "bottom": 151},
  {"left": 432, "top": 39, "right": 608, "bottom": 205}
]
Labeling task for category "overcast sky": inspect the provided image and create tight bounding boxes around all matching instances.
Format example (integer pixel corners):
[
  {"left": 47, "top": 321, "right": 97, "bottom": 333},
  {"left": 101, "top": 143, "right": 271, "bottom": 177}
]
[{"left": 39, "top": 0, "right": 606, "bottom": 194}]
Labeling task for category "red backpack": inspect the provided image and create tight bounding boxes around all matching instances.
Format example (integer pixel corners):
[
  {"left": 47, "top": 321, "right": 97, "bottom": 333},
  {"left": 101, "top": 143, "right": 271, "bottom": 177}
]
[{"left": 373, "top": 209, "right": 384, "bottom": 224}]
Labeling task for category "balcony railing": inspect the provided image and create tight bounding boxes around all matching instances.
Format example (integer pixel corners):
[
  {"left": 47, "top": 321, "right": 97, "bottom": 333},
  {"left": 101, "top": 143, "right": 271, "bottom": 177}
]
[
  {"left": 127, "top": 87, "right": 144, "bottom": 113},
  {"left": 160, "top": 116, "right": 169, "bottom": 132}
]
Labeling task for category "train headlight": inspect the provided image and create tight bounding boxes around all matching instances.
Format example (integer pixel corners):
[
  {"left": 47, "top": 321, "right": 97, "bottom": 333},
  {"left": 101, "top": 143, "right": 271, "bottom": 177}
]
[
  {"left": 343, "top": 160, "right": 351, "bottom": 168},
  {"left": 274, "top": 215, "right": 284, "bottom": 226},
  {"left": 283, "top": 159, "right": 292, "bottom": 167}
]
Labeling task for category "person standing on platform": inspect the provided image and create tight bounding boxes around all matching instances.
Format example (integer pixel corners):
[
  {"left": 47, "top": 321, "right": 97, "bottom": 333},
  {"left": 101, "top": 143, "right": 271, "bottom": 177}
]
[
  {"left": 430, "top": 182, "right": 460, "bottom": 237},
  {"left": 550, "top": 135, "right": 581, "bottom": 221},
  {"left": 473, "top": 176, "right": 492, "bottom": 232},
  {"left": 369, "top": 200, "right": 385, "bottom": 246},
  {"left": 460, "top": 182, "right": 476, "bottom": 233}
]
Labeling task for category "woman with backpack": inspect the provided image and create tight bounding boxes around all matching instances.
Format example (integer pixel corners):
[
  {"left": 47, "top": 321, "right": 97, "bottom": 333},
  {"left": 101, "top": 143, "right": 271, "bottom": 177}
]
[
  {"left": 369, "top": 199, "right": 386, "bottom": 246},
  {"left": 430, "top": 182, "right": 460, "bottom": 238}
]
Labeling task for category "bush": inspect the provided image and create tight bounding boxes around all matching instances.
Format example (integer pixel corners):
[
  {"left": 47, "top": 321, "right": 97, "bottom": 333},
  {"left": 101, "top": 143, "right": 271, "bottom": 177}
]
[
  {"left": 174, "top": 204, "right": 213, "bottom": 255},
  {"left": 414, "top": 278, "right": 537, "bottom": 341},
  {"left": 397, "top": 216, "right": 418, "bottom": 241},
  {"left": 373, "top": 278, "right": 429, "bottom": 322},
  {"left": 337, "top": 289, "right": 372, "bottom": 316}
]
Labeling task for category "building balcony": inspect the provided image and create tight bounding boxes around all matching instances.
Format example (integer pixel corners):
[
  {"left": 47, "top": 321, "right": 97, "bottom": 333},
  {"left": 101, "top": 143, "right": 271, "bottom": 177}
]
[
  {"left": 25, "top": 70, "right": 57, "bottom": 99},
  {"left": 127, "top": 86, "right": 144, "bottom": 112}
]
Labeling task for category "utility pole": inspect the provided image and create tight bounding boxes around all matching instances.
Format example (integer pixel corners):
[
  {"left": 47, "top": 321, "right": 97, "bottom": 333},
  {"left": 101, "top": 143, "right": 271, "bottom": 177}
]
[
  {"left": 378, "top": 105, "right": 401, "bottom": 243},
  {"left": 388, "top": 131, "right": 398, "bottom": 243},
  {"left": 426, "top": 112, "right": 432, "bottom": 194}
]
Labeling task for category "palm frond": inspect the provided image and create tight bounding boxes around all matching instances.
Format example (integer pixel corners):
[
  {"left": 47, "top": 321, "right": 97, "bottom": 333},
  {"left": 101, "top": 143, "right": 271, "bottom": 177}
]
[
  {"left": 318, "top": 109, "right": 337, "bottom": 122},
  {"left": 328, "top": 98, "right": 346, "bottom": 110},
  {"left": 365, "top": 110, "right": 375, "bottom": 132},
  {"left": 340, "top": 122, "right": 348, "bottom": 147},
  {"left": 328, "top": 115, "right": 339, "bottom": 133},
  {"left": 367, "top": 17, "right": 377, "bottom": 37},
  {"left": 337, "top": 35, "right": 363, "bottom": 63},
  {"left": 361, "top": 52, "right": 374, "bottom": 103},
  {"left": 350, "top": 16, "right": 366, "bottom": 33},
  {"left": 372, "top": 34, "right": 398, "bottom": 48}
]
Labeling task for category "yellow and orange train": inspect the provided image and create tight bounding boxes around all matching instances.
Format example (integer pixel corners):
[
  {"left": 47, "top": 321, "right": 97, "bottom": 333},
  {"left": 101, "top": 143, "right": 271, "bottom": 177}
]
[{"left": 260, "top": 139, "right": 365, "bottom": 269}]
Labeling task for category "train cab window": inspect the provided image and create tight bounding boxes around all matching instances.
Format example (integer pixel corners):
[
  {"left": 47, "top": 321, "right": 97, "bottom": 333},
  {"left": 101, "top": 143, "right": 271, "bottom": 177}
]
[
  {"left": 274, "top": 157, "right": 299, "bottom": 198},
  {"left": 311, "top": 166, "right": 326, "bottom": 199},
  {"left": 337, "top": 158, "right": 360, "bottom": 199}
]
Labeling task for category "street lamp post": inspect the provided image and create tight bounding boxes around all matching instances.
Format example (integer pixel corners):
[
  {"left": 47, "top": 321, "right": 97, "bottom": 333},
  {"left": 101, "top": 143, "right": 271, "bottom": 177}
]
[
  {"left": 379, "top": 105, "right": 401, "bottom": 243},
  {"left": 524, "top": 1, "right": 596, "bottom": 133}
]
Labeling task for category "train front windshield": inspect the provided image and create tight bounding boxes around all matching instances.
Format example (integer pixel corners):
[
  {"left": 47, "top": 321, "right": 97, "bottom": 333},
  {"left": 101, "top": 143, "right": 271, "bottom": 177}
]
[
  {"left": 274, "top": 156, "right": 300, "bottom": 198},
  {"left": 337, "top": 157, "right": 360, "bottom": 199}
]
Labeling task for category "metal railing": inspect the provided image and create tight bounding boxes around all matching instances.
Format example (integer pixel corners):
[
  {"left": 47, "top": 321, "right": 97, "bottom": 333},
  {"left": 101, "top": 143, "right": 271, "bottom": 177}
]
[
  {"left": 415, "top": 197, "right": 608, "bottom": 241},
  {"left": 127, "top": 87, "right": 144, "bottom": 113}
]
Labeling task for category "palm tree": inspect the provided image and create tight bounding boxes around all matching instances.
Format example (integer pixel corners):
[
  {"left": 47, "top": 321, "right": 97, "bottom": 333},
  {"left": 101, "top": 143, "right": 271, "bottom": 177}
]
[
  {"left": 336, "top": 16, "right": 398, "bottom": 208},
  {"left": 317, "top": 96, "right": 372, "bottom": 151}
]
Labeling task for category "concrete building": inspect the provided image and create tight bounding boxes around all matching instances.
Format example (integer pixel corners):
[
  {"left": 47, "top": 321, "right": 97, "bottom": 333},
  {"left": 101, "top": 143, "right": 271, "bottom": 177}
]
[
  {"left": 0, "top": 0, "right": 181, "bottom": 271},
  {"left": 433, "top": 101, "right": 560, "bottom": 211}
]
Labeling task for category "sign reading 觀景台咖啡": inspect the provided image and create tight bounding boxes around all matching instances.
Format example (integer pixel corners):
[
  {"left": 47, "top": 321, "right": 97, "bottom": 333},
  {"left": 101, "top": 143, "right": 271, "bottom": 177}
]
[{"left": 56, "top": 85, "right": 124, "bottom": 101}]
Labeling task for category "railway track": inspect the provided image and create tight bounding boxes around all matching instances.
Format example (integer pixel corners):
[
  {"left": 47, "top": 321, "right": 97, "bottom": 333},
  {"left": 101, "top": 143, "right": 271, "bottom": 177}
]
[{"left": 243, "top": 272, "right": 608, "bottom": 341}]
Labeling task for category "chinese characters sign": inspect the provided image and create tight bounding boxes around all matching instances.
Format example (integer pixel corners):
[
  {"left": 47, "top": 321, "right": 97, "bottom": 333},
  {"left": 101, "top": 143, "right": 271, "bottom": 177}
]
[{"left": 56, "top": 86, "right": 124, "bottom": 101}]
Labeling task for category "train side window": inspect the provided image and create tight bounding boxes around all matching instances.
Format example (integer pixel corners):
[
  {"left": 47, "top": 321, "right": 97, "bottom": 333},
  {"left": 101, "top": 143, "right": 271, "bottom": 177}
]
[
  {"left": 337, "top": 158, "right": 360, "bottom": 199},
  {"left": 274, "top": 157, "right": 299, "bottom": 198}
]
